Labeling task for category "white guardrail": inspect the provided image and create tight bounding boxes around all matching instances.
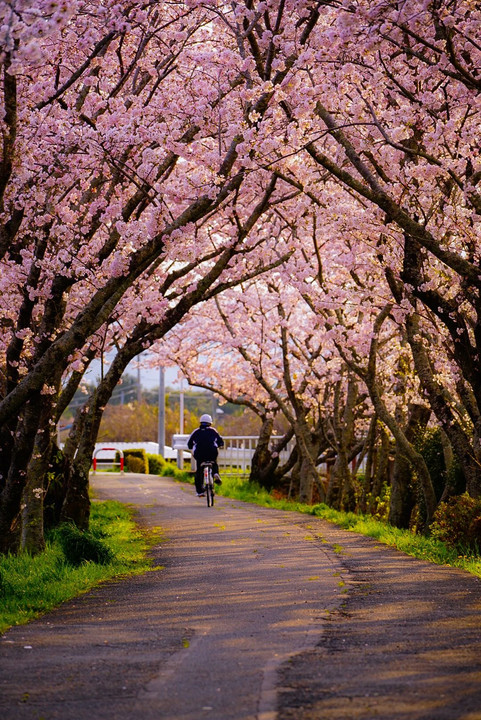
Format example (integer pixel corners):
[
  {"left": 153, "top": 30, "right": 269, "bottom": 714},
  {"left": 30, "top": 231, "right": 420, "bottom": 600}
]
[
  {"left": 91, "top": 436, "right": 294, "bottom": 475},
  {"left": 172, "top": 434, "right": 293, "bottom": 474},
  {"left": 92, "top": 437, "right": 363, "bottom": 478}
]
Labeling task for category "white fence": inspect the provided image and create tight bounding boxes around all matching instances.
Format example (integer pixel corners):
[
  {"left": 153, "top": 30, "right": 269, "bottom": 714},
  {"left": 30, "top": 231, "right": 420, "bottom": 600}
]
[
  {"left": 91, "top": 436, "right": 294, "bottom": 475},
  {"left": 91, "top": 437, "right": 363, "bottom": 480},
  {"left": 172, "top": 434, "right": 293, "bottom": 474}
]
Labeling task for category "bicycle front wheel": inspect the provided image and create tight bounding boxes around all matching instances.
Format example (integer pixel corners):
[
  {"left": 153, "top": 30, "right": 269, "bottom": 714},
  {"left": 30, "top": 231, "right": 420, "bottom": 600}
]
[{"left": 206, "top": 483, "right": 214, "bottom": 507}]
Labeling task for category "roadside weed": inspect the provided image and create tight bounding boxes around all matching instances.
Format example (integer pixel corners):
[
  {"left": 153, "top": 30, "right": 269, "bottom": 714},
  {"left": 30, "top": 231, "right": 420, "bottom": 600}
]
[{"left": 0, "top": 500, "right": 160, "bottom": 635}]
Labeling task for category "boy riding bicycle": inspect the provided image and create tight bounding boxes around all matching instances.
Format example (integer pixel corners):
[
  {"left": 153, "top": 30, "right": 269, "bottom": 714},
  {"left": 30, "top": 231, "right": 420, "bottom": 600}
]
[{"left": 187, "top": 414, "right": 224, "bottom": 496}]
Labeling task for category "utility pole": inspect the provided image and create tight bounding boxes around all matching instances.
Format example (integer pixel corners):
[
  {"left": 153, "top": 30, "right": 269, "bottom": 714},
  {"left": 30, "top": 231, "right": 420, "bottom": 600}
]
[
  {"left": 179, "top": 378, "right": 184, "bottom": 434},
  {"left": 137, "top": 360, "right": 142, "bottom": 404},
  {"left": 158, "top": 366, "right": 165, "bottom": 457},
  {"left": 211, "top": 390, "right": 217, "bottom": 421}
]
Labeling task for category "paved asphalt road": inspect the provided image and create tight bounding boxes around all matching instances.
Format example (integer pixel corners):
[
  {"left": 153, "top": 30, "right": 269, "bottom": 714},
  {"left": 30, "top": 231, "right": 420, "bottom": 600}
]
[
  {"left": 0, "top": 474, "right": 345, "bottom": 720},
  {"left": 1, "top": 473, "right": 481, "bottom": 720}
]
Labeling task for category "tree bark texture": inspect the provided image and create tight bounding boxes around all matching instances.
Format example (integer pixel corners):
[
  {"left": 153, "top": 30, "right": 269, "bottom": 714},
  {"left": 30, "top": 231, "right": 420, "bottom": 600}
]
[
  {"left": 249, "top": 417, "right": 278, "bottom": 489},
  {"left": 0, "top": 397, "right": 41, "bottom": 553},
  {"left": 364, "top": 305, "right": 437, "bottom": 528},
  {"left": 389, "top": 403, "right": 431, "bottom": 529},
  {"left": 369, "top": 424, "right": 391, "bottom": 514},
  {"left": 405, "top": 313, "right": 481, "bottom": 498},
  {"left": 294, "top": 417, "right": 323, "bottom": 504},
  {"left": 360, "top": 416, "right": 377, "bottom": 513},
  {"left": 325, "top": 373, "right": 359, "bottom": 511}
]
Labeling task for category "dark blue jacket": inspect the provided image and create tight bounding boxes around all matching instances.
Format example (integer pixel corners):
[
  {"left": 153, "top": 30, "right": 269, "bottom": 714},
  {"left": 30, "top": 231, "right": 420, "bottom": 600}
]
[{"left": 187, "top": 424, "right": 224, "bottom": 461}]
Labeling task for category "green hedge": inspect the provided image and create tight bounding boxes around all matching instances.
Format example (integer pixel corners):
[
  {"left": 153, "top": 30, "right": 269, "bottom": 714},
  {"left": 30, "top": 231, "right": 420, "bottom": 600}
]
[
  {"left": 115, "top": 448, "right": 149, "bottom": 474},
  {"left": 147, "top": 453, "right": 192, "bottom": 482},
  {"left": 147, "top": 453, "right": 166, "bottom": 475}
]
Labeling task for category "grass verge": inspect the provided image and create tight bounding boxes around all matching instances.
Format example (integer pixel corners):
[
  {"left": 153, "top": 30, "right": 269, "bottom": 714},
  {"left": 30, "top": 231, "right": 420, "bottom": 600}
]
[
  {"left": 215, "top": 475, "right": 481, "bottom": 579},
  {"left": 0, "top": 500, "right": 161, "bottom": 635}
]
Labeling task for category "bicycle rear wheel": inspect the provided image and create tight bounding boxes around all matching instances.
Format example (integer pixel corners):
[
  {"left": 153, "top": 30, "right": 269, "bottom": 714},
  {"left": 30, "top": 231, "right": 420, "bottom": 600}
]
[{"left": 206, "top": 483, "right": 214, "bottom": 507}]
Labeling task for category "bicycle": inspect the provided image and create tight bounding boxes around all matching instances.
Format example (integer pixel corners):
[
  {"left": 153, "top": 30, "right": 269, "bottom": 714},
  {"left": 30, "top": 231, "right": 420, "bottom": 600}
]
[{"left": 201, "top": 461, "right": 215, "bottom": 507}]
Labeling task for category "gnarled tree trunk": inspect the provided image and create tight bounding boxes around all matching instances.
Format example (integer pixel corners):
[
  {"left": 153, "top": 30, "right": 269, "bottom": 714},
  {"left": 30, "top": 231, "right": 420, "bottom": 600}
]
[
  {"left": 0, "top": 396, "right": 41, "bottom": 554},
  {"left": 389, "top": 403, "right": 431, "bottom": 529},
  {"left": 250, "top": 419, "right": 296, "bottom": 491},
  {"left": 295, "top": 418, "right": 323, "bottom": 504},
  {"left": 250, "top": 417, "right": 277, "bottom": 489}
]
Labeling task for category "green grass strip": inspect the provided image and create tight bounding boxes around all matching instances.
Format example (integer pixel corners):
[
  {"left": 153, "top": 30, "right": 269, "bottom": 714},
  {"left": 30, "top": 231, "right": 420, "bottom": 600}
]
[
  {"left": 0, "top": 500, "right": 161, "bottom": 635},
  {"left": 215, "top": 476, "right": 481, "bottom": 579}
]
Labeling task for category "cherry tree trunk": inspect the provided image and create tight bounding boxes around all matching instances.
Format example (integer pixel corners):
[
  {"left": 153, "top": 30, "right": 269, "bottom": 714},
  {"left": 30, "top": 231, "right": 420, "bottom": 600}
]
[
  {"left": 60, "top": 462, "right": 91, "bottom": 530},
  {"left": 43, "top": 442, "right": 71, "bottom": 530},
  {"left": 340, "top": 374, "right": 358, "bottom": 511},
  {"left": 389, "top": 403, "right": 431, "bottom": 529},
  {"left": 326, "top": 373, "right": 358, "bottom": 511},
  {"left": 298, "top": 456, "right": 316, "bottom": 505},
  {"left": 21, "top": 464, "right": 46, "bottom": 555},
  {"left": 439, "top": 430, "right": 465, "bottom": 502},
  {"left": 0, "top": 397, "right": 41, "bottom": 554},
  {"left": 287, "top": 458, "right": 301, "bottom": 500},
  {"left": 60, "top": 343, "right": 140, "bottom": 527},
  {"left": 60, "top": 396, "right": 107, "bottom": 529},
  {"left": 326, "top": 456, "right": 342, "bottom": 509},
  {"left": 20, "top": 416, "right": 54, "bottom": 553},
  {"left": 60, "top": 432, "right": 94, "bottom": 530},
  {"left": 59, "top": 375, "right": 116, "bottom": 529},
  {"left": 364, "top": 318, "right": 437, "bottom": 529},
  {"left": 360, "top": 416, "right": 377, "bottom": 513},
  {"left": 388, "top": 451, "right": 414, "bottom": 529},
  {"left": 250, "top": 421, "right": 296, "bottom": 490},
  {"left": 368, "top": 425, "right": 391, "bottom": 514},
  {"left": 20, "top": 377, "right": 64, "bottom": 553},
  {"left": 295, "top": 419, "right": 322, "bottom": 505},
  {"left": 0, "top": 424, "right": 15, "bottom": 496},
  {"left": 328, "top": 452, "right": 353, "bottom": 511},
  {"left": 249, "top": 417, "right": 277, "bottom": 489}
]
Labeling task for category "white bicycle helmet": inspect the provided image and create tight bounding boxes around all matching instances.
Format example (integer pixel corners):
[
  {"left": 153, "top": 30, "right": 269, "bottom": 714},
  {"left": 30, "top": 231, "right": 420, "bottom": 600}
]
[{"left": 200, "top": 414, "right": 213, "bottom": 424}]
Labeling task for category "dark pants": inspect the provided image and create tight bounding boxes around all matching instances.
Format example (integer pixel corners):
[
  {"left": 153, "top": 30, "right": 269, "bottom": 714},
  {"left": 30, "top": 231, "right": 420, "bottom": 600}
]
[{"left": 194, "top": 458, "right": 219, "bottom": 494}]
